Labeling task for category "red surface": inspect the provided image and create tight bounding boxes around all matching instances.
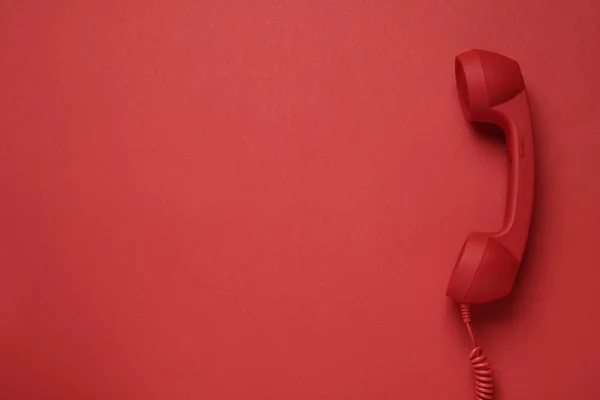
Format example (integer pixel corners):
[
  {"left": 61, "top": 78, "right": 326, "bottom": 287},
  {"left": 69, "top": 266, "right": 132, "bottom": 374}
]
[
  {"left": 1, "top": 1, "right": 600, "bottom": 399},
  {"left": 448, "top": 50, "right": 535, "bottom": 305}
]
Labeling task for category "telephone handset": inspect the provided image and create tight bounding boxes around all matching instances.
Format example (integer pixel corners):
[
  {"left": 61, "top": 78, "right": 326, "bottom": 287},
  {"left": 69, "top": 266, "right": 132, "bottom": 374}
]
[
  {"left": 447, "top": 49, "right": 535, "bottom": 304},
  {"left": 445, "top": 50, "right": 536, "bottom": 400}
]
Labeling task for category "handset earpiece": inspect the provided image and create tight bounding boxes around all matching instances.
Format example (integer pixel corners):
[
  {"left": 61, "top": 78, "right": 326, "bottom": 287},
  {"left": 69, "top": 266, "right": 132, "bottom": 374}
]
[{"left": 447, "top": 50, "right": 535, "bottom": 304}]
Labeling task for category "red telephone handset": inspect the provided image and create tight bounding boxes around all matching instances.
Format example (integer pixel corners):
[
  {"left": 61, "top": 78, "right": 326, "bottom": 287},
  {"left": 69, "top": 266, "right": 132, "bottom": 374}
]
[
  {"left": 445, "top": 50, "right": 536, "bottom": 400},
  {"left": 446, "top": 50, "right": 535, "bottom": 304}
]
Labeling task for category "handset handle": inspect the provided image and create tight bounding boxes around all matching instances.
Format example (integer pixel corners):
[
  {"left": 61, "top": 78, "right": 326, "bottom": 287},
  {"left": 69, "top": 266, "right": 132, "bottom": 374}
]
[{"left": 491, "top": 92, "right": 535, "bottom": 262}]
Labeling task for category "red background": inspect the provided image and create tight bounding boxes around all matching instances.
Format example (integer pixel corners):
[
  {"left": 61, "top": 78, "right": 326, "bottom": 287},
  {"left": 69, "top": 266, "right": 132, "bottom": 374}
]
[{"left": 1, "top": 1, "right": 599, "bottom": 399}]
